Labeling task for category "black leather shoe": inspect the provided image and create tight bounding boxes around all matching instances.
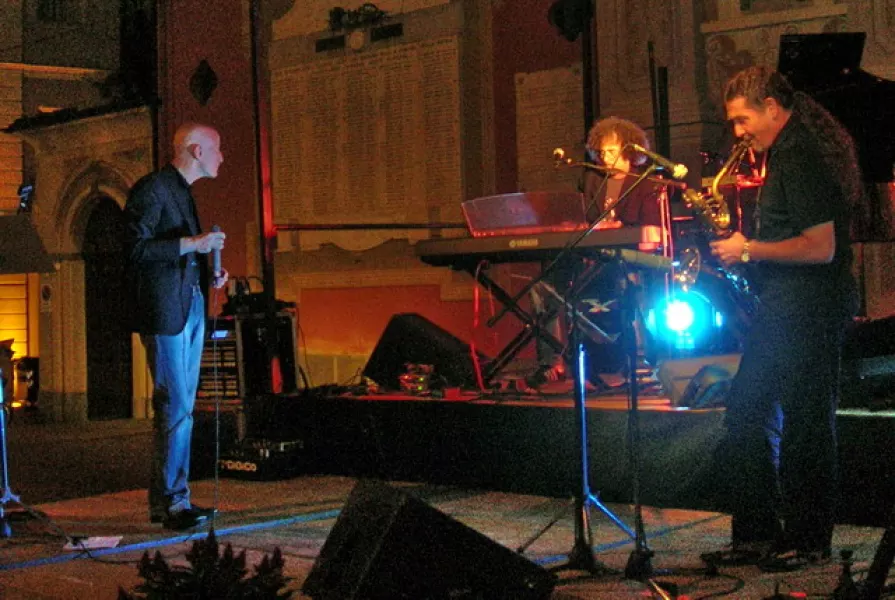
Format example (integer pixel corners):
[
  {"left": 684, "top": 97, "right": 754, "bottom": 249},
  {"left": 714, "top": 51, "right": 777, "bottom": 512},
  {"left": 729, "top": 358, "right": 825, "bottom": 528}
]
[
  {"left": 189, "top": 504, "right": 219, "bottom": 520},
  {"left": 151, "top": 505, "right": 217, "bottom": 525},
  {"left": 700, "top": 541, "right": 773, "bottom": 567},
  {"left": 162, "top": 508, "right": 209, "bottom": 531}
]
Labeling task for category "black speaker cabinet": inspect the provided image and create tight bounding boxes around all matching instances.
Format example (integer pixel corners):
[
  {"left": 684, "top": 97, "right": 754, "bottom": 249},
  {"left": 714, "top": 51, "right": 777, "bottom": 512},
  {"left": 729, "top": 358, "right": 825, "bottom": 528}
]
[
  {"left": 362, "top": 313, "right": 488, "bottom": 391},
  {"left": 198, "top": 310, "right": 300, "bottom": 400},
  {"left": 302, "top": 480, "right": 556, "bottom": 600},
  {"left": 840, "top": 315, "right": 895, "bottom": 408}
]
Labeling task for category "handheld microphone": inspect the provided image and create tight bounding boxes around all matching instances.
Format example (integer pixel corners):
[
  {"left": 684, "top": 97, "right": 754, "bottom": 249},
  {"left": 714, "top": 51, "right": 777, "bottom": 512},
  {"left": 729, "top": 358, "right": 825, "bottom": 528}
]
[
  {"left": 630, "top": 143, "right": 689, "bottom": 180},
  {"left": 211, "top": 225, "right": 222, "bottom": 277}
]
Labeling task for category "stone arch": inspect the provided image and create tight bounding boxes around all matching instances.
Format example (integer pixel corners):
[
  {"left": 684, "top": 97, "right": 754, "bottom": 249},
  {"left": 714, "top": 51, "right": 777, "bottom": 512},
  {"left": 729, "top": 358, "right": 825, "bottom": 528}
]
[
  {"left": 51, "top": 160, "right": 142, "bottom": 421},
  {"left": 56, "top": 160, "right": 134, "bottom": 254}
]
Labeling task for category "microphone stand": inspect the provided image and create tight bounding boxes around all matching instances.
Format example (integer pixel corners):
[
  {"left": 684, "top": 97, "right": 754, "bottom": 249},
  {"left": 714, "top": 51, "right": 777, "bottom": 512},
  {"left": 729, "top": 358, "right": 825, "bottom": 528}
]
[
  {"left": 619, "top": 254, "right": 655, "bottom": 580},
  {"left": 518, "top": 165, "right": 660, "bottom": 576},
  {"left": 606, "top": 176, "right": 687, "bottom": 597},
  {"left": 592, "top": 169, "right": 682, "bottom": 600},
  {"left": 0, "top": 368, "right": 41, "bottom": 538}
]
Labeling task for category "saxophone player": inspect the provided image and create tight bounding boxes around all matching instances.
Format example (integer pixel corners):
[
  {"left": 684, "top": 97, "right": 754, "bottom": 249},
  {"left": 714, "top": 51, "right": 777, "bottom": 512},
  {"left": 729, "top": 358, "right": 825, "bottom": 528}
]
[{"left": 702, "top": 66, "right": 861, "bottom": 571}]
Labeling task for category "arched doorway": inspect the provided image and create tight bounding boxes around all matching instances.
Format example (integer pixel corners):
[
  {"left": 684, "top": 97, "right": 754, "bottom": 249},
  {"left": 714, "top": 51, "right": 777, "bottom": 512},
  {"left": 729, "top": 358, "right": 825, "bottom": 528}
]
[{"left": 82, "top": 197, "right": 133, "bottom": 420}]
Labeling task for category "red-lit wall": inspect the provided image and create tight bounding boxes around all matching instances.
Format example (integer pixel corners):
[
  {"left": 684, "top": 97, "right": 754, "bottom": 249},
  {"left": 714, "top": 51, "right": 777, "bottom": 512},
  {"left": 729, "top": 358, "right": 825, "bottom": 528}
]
[
  {"left": 298, "top": 285, "right": 515, "bottom": 359},
  {"left": 492, "top": 0, "right": 583, "bottom": 193},
  {"left": 157, "top": 1, "right": 258, "bottom": 281},
  {"left": 155, "top": 1, "right": 587, "bottom": 372},
  {"left": 285, "top": 2, "right": 584, "bottom": 366}
]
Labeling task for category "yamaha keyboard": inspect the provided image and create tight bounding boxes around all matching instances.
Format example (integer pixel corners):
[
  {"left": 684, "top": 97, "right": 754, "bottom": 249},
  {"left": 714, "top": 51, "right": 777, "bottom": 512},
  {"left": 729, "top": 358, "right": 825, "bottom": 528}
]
[{"left": 415, "top": 226, "right": 649, "bottom": 267}]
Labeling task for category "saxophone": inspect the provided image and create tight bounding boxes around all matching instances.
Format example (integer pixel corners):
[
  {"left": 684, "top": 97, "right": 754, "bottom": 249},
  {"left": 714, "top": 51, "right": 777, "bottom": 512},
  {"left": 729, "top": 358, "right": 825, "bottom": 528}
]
[
  {"left": 679, "top": 140, "right": 759, "bottom": 310},
  {"left": 682, "top": 139, "right": 749, "bottom": 235}
]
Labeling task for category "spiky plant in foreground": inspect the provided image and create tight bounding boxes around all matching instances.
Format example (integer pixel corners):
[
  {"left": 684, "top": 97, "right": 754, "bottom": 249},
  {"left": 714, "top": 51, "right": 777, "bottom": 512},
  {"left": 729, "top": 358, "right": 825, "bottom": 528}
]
[{"left": 118, "top": 528, "right": 292, "bottom": 599}]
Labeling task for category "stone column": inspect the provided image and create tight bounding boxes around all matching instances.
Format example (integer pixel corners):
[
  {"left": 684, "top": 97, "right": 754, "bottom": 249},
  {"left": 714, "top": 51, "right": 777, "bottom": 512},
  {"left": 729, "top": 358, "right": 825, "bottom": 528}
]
[{"left": 39, "top": 260, "right": 88, "bottom": 423}]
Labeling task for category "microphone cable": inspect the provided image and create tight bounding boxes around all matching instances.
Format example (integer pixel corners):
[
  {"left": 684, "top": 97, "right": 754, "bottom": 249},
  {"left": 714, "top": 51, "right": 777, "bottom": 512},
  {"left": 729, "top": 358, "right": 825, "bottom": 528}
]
[
  {"left": 207, "top": 276, "right": 224, "bottom": 528},
  {"left": 206, "top": 226, "right": 226, "bottom": 527}
]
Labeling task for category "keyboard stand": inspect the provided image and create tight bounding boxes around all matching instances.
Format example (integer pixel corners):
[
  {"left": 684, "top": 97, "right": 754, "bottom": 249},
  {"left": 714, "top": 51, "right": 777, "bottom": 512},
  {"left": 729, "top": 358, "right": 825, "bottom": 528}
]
[{"left": 466, "top": 260, "right": 617, "bottom": 386}]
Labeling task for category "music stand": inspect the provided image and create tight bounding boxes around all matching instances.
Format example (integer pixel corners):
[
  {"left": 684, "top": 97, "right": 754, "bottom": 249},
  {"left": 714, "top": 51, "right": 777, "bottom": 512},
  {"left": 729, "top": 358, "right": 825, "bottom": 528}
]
[
  {"left": 0, "top": 215, "right": 56, "bottom": 275},
  {"left": 0, "top": 374, "right": 23, "bottom": 537}
]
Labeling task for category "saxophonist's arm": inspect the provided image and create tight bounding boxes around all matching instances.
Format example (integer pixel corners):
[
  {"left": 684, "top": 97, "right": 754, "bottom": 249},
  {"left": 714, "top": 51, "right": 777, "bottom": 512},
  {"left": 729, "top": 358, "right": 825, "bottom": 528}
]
[{"left": 710, "top": 222, "right": 835, "bottom": 266}]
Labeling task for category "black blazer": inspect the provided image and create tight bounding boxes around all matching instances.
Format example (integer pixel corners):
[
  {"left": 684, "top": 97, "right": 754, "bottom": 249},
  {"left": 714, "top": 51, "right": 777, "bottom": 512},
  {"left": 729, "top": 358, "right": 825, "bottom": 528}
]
[{"left": 124, "top": 164, "right": 207, "bottom": 335}]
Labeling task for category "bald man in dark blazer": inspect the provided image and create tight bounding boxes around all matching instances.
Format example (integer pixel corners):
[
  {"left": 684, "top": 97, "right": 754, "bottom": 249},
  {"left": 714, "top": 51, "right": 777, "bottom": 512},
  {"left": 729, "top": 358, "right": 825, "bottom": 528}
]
[{"left": 124, "top": 123, "right": 228, "bottom": 531}]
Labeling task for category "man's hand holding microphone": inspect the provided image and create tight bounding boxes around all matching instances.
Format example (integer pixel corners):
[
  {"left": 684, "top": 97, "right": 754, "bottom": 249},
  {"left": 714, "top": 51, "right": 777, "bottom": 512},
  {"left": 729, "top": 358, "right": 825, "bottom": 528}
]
[{"left": 182, "top": 226, "right": 228, "bottom": 289}]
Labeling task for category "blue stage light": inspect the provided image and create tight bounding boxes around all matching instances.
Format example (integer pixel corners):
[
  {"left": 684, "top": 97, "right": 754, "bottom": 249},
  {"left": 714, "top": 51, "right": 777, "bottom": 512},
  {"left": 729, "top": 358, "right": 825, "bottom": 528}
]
[
  {"left": 665, "top": 300, "right": 695, "bottom": 332},
  {"left": 647, "top": 290, "right": 723, "bottom": 352}
]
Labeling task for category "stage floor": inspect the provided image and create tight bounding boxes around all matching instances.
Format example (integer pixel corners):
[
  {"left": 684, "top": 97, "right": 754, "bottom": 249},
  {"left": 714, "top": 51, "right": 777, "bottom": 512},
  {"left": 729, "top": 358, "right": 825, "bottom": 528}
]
[
  {"left": 199, "top": 385, "right": 895, "bottom": 529},
  {"left": 1, "top": 474, "right": 891, "bottom": 599}
]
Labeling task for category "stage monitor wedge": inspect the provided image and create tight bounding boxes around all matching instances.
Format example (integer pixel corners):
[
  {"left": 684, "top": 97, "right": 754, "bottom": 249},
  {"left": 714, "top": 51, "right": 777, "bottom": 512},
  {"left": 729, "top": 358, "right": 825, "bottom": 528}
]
[
  {"left": 362, "top": 313, "right": 487, "bottom": 391},
  {"left": 302, "top": 480, "right": 556, "bottom": 600}
]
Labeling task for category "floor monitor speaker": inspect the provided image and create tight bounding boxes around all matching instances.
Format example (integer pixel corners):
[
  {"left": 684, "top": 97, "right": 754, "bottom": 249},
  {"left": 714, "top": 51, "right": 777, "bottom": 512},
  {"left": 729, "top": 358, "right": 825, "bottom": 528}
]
[
  {"left": 302, "top": 480, "right": 556, "bottom": 600},
  {"left": 362, "top": 313, "right": 487, "bottom": 391},
  {"left": 657, "top": 353, "right": 742, "bottom": 408},
  {"left": 841, "top": 315, "right": 895, "bottom": 409}
]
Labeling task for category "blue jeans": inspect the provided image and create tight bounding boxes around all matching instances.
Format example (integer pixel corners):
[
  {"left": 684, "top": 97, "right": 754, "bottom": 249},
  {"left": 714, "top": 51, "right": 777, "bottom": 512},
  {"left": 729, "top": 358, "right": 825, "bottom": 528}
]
[{"left": 143, "top": 286, "right": 204, "bottom": 518}]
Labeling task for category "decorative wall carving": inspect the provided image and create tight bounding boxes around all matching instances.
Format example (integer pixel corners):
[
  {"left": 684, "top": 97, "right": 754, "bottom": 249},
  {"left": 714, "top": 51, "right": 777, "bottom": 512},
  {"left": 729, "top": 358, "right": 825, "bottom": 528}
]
[
  {"left": 273, "top": 0, "right": 449, "bottom": 40},
  {"left": 699, "top": 0, "right": 895, "bottom": 139},
  {"left": 704, "top": 34, "right": 753, "bottom": 108},
  {"left": 702, "top": 3, "right": 850, "bottom": 111},
  {"left": 699, "top": 0, "right": 895, "bottom": 100},
  {"left": 849, "top": 0, "right": 895, "bottom": 77},
  {"left": 598, "top": 0, "right": 701, "bottom": 133}
]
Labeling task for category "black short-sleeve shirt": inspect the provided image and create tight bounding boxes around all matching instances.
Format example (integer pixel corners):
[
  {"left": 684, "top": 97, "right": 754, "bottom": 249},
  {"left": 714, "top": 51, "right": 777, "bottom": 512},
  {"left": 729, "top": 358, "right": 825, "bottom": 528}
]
[{"left": 753, "top": 113, "right": 854, "bottom": 303}]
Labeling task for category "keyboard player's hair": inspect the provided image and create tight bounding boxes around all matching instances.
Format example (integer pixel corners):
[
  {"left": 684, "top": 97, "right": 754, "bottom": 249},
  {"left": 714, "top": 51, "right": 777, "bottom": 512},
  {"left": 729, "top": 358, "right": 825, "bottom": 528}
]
[{"left": 586, "top": 116, "right": 650, "bottom": 167}]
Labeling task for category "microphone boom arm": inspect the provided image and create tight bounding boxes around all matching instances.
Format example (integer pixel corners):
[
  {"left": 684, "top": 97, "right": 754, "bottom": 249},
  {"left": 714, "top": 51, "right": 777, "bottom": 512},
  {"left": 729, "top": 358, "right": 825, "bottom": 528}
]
[{"left": 553, "top": 148, "right": 687, "bottom": 190}]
